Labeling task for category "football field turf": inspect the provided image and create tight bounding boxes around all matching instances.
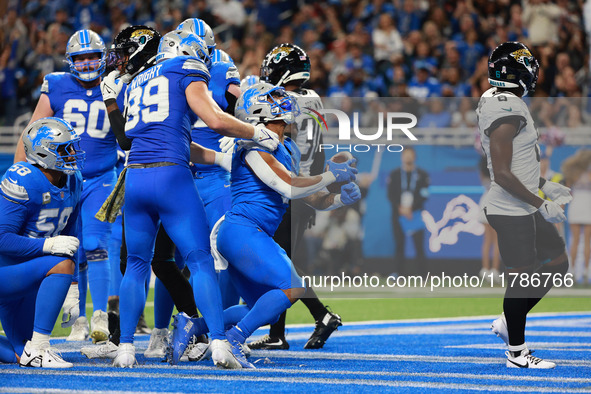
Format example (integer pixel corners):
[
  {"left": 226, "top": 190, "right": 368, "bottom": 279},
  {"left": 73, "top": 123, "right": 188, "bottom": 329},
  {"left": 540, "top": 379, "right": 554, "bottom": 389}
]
[{"left": 1, "top": 297, "right": 590, "bottom": 392}]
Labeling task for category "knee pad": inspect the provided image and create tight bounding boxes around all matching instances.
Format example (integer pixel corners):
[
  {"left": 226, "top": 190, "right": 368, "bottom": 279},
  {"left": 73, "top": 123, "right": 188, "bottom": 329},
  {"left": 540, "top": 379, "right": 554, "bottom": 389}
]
[{"left": 86, "top": 249, "right": 108, "bottom": 262}]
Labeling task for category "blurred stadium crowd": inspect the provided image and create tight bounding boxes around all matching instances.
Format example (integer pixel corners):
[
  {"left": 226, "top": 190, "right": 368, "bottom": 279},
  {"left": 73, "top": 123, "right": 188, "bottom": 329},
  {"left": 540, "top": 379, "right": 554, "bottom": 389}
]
[{"left": 1, "top": 0, "right": 590, "bottom": 126}]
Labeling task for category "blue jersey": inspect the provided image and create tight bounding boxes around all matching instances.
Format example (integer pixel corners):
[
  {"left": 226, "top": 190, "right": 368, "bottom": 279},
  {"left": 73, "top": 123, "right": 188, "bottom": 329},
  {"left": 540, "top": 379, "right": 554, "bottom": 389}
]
[
  {"left": 125, "top": 56, "right": 210, "bottom": 166},
  {"left": 227, "top": 138, "right": 300, "bottom": 236},
  {"left": 192, "top": 61, "right": 240, "bottom": 172},
  {"left": 0, "top": 162, "right": 82, "bottom": 267},
  {"left": 41, "top": 72, "right": 123, "bottom": 178}
]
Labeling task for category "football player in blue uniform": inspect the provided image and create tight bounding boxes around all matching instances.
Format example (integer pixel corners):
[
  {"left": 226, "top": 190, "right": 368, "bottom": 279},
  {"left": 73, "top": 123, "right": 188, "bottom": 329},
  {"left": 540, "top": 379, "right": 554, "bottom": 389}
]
[
  {"left": 169, "top": 82, "right": 360, "bottom": 368},
  {"left": 176, "top": 18, "right": 241, "bottom": 310},
  {"left": 113, "top": 30, "right": 280, "bottom": 368},
  {"left": 14, "top": 29, "right": 124, "bottom": 343},
  {"left": 0, "top": 117, "right": 85, "bottom": 368}
]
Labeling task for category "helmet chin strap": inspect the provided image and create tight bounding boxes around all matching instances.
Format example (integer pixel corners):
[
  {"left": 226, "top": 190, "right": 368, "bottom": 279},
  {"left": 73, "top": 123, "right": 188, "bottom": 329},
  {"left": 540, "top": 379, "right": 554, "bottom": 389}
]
[{"left": 519, "top": 80, "right": 529, "bottom": 96}]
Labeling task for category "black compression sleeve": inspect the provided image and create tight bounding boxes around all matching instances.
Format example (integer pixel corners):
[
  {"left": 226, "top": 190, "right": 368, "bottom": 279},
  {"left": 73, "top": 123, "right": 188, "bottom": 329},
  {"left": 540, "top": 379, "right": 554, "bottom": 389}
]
[
  {"left": 105, "top": 98, "right": 132, "bottom": 150},
  {"left": 225, "top": 90, "right": 238, "bottom": 115}
]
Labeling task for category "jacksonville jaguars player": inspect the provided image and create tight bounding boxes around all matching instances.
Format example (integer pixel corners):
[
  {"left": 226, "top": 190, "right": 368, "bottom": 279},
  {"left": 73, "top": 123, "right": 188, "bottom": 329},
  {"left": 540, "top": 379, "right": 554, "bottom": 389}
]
[
  {"left": 14, "top": 30, "right": 124, "bottom": 344},
  {"left": 479, "top": 42, "right": 572, "bottom": 368},
  {"left": 113, "top": 30, "right": 279, "bottom": 368},
  {"left": 168, "top": 82, "right": 360, "bottom": 368},
  {"left": 249, "top": 43, "right": 342, "bottom": 351},
  {"left": 0, "top": 117, "right": 84, "bottom": 368}
]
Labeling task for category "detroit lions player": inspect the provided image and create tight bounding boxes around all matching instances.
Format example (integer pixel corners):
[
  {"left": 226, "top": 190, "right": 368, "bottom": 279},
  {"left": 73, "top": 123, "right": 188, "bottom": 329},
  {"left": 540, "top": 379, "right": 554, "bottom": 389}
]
[
  {"left": 175, "top": 18, "right": 241, "bottom": 312},
  {"left": 14, "top": 30, "right": 123, "bottom": 343},
  {"left": 249, "top": 43, "right": 342, "bottom": 351},
  {"left": 113, "top": 30, "right": 279, "bottom": 368},
  {"left": 0, "top": 117, "right": 85, "bottom": 368},
  {"left": 479, "top": 42, "right": 572, "bottom": 368},
  {"left": 169, "top": 82, "right": 360, "bottom": 368}
]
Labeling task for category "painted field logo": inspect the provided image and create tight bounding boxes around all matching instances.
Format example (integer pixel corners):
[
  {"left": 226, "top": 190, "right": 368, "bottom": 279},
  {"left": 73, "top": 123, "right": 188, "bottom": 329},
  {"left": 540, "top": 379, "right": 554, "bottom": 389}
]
[{"left": 304, "top": 109, "right": 418, "bottom": 152}]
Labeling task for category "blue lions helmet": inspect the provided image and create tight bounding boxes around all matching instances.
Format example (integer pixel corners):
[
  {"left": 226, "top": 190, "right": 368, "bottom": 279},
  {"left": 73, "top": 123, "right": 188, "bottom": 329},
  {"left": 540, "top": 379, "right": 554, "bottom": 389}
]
[
  {"left": 235, "top": 82, "right": 299, "bottom": 125},
  {"left": 22, "top": 117, "right": 86, "bottom": 174},
  {"left": 156, "top": 30, "right": 211, "bottom": 68},
  {"left": 176, "top": 18, "right": 216, "bottom": 52},
  {"left": 65, "top": 30, "right": 106, "bottom": 82}
]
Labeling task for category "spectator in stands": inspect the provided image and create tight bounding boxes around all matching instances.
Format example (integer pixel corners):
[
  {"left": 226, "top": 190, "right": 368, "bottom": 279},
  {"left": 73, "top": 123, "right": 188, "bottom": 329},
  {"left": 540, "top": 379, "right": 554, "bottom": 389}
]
[
  {"left": 523, "top": 0, "right": 566, "bottom": 46},
  {"left": 372, "top": 14, "right": 403, "bottom": 73},
  {"left": 407, "top": 61, "right": 441, "bottom": 99},
  {"left": 418, "top": 98, "right": 452, "bottom": 128}
]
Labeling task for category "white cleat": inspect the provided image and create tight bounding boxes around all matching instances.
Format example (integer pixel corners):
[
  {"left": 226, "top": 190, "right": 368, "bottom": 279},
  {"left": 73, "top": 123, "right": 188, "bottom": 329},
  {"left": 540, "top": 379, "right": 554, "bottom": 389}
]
[
  {"left": 90, "top": 310, "right": 110, "bottom": 343},
  {"left": 144, "top": 328, "right": 169, "bottom": 358},
  {"left": 188, "top": 341, "right": 211, "bottom": 362},
  {"left": 506, "top": 349, "right": 556, "bottom": 369},
  {"left": 67, "top": 316, "right": 89, "bottom": 341},
  {"left": 491, "top": 313, "right": 509, "bottom": 346},
  {"left": 20, "top": 341, "right": 73, "bottom": 368},
  {"left": 113, "top": 343, "right": 136, "bottom": 368},
  {"left": 210, "top": 339, "right": 241, "bottom": 369},
  {"left": 81, "top": 340, "right": 118, "bottom": 359}
]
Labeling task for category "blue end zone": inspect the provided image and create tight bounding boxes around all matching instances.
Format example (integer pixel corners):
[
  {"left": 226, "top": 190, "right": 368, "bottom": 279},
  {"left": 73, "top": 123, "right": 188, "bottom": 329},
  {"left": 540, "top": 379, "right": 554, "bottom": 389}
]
[{"left": 1, "top": 312, "right": 590, "bottom": 392}]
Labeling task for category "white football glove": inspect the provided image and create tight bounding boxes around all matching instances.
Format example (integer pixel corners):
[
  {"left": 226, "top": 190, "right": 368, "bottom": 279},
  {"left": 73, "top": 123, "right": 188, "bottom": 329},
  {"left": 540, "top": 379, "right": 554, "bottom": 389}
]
[
  {"left": 214, "top": 151, "right": 232, "bottom": 173},
  {"left": 100, "top": 70, "right": 124, "bottom": 101},
  {"left": 43, "top": 235, "right": 80, "bottom": 257},
  {"left": 252, "top": 124, "right": 280, "bottom": 151},
  {"left": 61, "top": 283, "right": 80, "bottom": 328},
  {"left": 541, "top": 180, "right": 572, "bottom": 205},
  {"left": 538, "top": 200, "right": 566, "bottom": 223},
  {"left": 219, "top": 137, "right": 236, "bottom": 153}
]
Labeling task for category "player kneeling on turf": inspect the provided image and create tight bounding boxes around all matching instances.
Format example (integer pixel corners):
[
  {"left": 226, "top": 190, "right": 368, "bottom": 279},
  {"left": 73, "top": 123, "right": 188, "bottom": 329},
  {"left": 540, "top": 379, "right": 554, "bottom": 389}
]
[
  {"left": 0, "top": 117, "right": 85, "bottom": 368},
  {"left": 169, "top": 82, "right": 360, "bottom": 368}
]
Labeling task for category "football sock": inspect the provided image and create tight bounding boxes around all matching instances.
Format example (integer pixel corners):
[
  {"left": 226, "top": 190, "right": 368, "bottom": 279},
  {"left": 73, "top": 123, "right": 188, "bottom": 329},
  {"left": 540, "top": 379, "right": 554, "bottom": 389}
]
[
  {"left": 527, "top": 260, "right": 569, "bottom": 312},
  {"left": 182, "top": 305, "right": 250, "bottom": 337},
  {"left": 88, "top": 256, "right": 110, "bottom": 312},
  {"left": 0, "top": 336, "right": 17, "bottom": 363},
  {"left": 219, "top": 269, "right": 240, "bottom": 309},
  {"left": 154, "top": 278, "right": 174, "bottom": 329},
  {"left": 78, "top": 264, "right": 88, "bottom": 317},
  {"left": 508, "top": 343, "right": 527, "bottom": 357},
  {"left": 301, "top": 287, "right": 328, "bottom": 321},
  {"left": 185, "top": 251, "right": 225, "bottom": 340},
  {"left": 119, "top": 255, "right": 150, "bottom": 343},
  {"left": 30, "top": 331, "right": 50, "bottom": 351},
  {"left": 108, "top": 238, "right": 122, "bottom": 297},
  {"left": 237, "top": 289, "right": 292, "bottom": 339},
  {"left": 152, "top": 258, "right": 198, "bottom": 319},
  {"left": 269, "top": 312, "right": 286, "bottom": 338},
  {"left": 34, "top": 273, "right": 72, "bottom": 335},
  {"left": 503, "top": 282, "right": 528, "bottom": 346}
]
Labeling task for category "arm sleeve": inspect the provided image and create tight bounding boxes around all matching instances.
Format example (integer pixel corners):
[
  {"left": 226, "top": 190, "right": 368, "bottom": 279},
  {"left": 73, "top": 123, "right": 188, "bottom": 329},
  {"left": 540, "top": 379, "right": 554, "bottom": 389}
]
[
  {"left": 0, "top": 196, "right": 45, "bottom": 260},
  {"left": 104, "top": 99, "right": 132, "bottom": 150},
  {"left": 244, "top": 150, "right": 335, "bottom": 200}
]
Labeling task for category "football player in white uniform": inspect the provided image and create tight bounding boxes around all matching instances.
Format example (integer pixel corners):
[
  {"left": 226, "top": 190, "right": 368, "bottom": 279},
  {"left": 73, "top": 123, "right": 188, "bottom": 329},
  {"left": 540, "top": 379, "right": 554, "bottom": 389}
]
[
  {"left": 478, "top": 42, "right": 572, "bottom": 369},
  {"left": 247, "top": 44, "right": 342, "bottom": 351}
]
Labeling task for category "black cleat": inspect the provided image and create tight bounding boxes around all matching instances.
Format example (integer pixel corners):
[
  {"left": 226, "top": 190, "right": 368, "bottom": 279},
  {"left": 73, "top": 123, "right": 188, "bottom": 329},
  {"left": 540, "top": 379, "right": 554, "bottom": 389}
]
[
  {"left": 247, "top": 335, "right": 289, "bottom": 350},
  {"left": 304, "top": 310, "right": 342, "bottom": 349}
]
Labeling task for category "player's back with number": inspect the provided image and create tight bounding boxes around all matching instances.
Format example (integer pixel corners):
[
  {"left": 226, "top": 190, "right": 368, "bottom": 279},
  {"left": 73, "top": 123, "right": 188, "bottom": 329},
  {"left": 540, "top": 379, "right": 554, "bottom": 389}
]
[
  {"left": 125, "top": 56, "right": 210, "bottom": 166},
  {"left": 0, "top": 161, "right": 82, "bottom": 267}
]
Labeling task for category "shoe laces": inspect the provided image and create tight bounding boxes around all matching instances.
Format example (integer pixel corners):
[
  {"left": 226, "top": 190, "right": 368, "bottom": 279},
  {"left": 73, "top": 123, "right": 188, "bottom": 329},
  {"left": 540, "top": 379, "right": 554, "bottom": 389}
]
[
  {"left": 46, "top": 347, "right": 66, "bottom": 361},
  {"left": 249, "top": 334, "right": 271, "bottom": 346},
  {"left": 149, "top": 332, "right": 167, "bottom": 349},
  {"left": 524, "top": 354, "right": 544, "bottom": 365}
]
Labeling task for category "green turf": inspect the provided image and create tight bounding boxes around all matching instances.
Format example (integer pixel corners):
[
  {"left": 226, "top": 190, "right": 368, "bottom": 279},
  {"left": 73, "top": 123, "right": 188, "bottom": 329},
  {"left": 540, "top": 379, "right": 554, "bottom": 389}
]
[{"left": 18, "top": 296, "right": 590, "bottom": 338}]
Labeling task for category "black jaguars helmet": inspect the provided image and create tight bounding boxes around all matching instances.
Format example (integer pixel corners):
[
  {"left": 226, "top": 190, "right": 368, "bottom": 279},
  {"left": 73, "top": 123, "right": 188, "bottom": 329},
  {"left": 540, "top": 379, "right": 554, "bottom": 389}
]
[
  {"left": 488, "top": 41, "right": 539, "bottom": 96},
  {"left": 106, "top": 25, "right": 161, "bottom": 77},
  {"left": 260, "top": 43, "right": 311, "bottom": 86}
]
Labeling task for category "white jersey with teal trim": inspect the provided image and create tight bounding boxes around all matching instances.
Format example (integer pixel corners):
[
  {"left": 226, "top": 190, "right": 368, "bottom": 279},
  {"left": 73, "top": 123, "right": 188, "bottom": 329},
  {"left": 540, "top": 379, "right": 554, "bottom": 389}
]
[
  {"left": 290, "top": 88, "right": 323, "bottom": 177},
  {"left": 477, "top": 87, "right": 540, "bottom": 216}
]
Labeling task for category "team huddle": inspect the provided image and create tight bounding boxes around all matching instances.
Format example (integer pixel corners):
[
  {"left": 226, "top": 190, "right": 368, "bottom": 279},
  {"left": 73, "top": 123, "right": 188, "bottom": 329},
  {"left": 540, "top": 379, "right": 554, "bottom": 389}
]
[
  {"left": 0, "top": 20, "right": 359, "bottom": 370},
  {"left": 0, "top": 18, "right": 571, "bottom": 371}
]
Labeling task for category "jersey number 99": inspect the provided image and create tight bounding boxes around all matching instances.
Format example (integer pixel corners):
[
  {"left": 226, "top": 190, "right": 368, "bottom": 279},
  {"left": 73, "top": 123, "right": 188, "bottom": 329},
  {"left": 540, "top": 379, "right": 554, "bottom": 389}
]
[{"left": 125, "top": 76, "right": 170, "bottom": 130}]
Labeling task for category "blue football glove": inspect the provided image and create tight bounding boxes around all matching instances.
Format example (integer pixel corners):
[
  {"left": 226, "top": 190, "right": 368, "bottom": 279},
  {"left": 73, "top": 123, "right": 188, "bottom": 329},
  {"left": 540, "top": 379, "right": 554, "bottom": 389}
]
[
  {"left": 326, "top": 159, "right": 358, "bottom": 183},
  {"left": 341, "top": 182, "right": 361, "bottom": 205}
]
